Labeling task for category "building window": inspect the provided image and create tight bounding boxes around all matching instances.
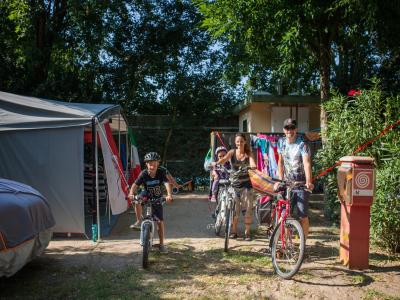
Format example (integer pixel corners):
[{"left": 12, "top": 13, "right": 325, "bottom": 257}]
[{"left": 242, "top": 119, "right": 248, "bottom": 132}]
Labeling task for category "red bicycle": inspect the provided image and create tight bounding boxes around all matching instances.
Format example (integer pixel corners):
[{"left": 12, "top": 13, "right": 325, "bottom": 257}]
[{"left": 256, "top": 180, "right": 309, "bottom": 279}]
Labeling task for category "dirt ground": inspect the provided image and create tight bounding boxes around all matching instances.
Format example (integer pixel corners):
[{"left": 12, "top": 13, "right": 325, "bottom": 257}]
[{"left": 2, "top": 192, "right": 400, "bottom": 299}]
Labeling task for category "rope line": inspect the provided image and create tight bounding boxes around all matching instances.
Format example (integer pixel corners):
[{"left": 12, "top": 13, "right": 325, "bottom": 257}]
[{"left": 312, "top": 118, "right": 400, "bottom": 182}]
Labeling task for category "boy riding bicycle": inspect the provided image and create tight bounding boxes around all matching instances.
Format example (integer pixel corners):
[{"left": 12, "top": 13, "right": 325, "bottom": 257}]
[{"left": 128, "top": 152, "right": 173, "bottom": 252}]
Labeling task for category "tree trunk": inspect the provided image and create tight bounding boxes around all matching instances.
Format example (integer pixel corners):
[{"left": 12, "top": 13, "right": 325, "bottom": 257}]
[
  {"left": 319, "top": 46, "right": 331, "bottom": 145},
  {"left": 32, "top": 0, "right": 68, "bottom": 91}
]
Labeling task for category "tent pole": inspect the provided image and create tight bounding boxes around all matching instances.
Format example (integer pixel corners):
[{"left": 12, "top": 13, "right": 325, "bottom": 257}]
[
  {"left": 95, "top": 119, "right": 101, "bottom": 242},
  {"left": 118, "top": 109, "right": 121, "bottom": 156},
  {"left": 91, "top": 118, "right": 98, "bottom": 242},
  {"left": 126, "top": 132, "right": 129, "bottom": 177}
]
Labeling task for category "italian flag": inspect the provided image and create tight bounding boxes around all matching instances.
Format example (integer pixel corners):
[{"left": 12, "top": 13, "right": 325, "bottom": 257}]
[{"left": 128, "top": 128, "right": 141, "bottom": 185}]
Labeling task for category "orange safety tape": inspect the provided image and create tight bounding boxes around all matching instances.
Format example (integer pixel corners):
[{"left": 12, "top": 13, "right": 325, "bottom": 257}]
[{"left": 312, "top": 118, "right": 400, "bottom": 182}]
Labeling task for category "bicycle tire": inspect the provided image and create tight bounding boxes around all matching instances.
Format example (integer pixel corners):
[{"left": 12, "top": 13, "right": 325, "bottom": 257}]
[
  {"left": 255, "top": 199, "right": 261, "bottom": 226},
  {"left": 142, "top": 223, "right": 151, "bottom": 269},
  {"left": 271, "top": 218, "right": 305, "bottom": 279},
  {"left": 224, "top": 203, "right": 231, "bottom": 252},
  {"left": 214, "top": 190, "right": 226, "bottom": 236}
]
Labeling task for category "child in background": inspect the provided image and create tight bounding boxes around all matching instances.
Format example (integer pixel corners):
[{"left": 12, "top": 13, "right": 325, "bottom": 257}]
[{"left": 210, "top": 146, "right": 231, "bottom": 202}]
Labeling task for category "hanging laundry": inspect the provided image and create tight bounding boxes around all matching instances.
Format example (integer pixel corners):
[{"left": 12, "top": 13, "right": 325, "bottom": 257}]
[{"left": 267, "top": 139, "right": 279, "bottom": 178}]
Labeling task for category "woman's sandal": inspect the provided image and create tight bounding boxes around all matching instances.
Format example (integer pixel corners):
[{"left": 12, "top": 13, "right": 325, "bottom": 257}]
[{"left": 229, "top": 233, "right": 238, "bottom": 239}]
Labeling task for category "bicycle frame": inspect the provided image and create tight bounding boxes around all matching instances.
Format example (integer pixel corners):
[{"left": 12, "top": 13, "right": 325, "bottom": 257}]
[
  {"left": 138, "top": 197, "right": 164, "bottom": 247},
  {"left": 140, "top": 204, "right": 155, "bottom": 247},
  {"left": 275, "top": 196, "right": 291, "bottom": 251},
  {"left": 262, "top": 182, "right": 306, "bottom": 248}
]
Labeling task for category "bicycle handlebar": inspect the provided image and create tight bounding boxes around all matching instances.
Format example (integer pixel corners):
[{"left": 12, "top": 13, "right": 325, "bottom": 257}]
[
  {"left": 133, "top": 195, "right": 166, "bottom": 205},
  {"left": 275, "top": 181, "right": 312, "bottom": 193},
  {"left": 214, "top": 164, "right": 257, "bottom": 174},
  {"left": 213, "top": 164, "right": 233, "bottom": 174}
]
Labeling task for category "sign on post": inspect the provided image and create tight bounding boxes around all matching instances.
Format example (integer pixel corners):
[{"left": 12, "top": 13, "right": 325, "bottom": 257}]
[{"left": 352, "top": 169, "right": 374, "bottom": 197}]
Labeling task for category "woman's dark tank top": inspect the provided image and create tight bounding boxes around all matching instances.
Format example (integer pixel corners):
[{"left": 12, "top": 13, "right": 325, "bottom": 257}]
[{"left": 230, "top": 151, "right": 252, "bottom": 189}]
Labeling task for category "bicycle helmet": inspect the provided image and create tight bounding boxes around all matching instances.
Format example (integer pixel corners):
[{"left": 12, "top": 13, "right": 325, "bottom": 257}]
[
  {"left": 215, "top": 146, "right": 227, "bottom": 155},
  {"left": 143, "top": 152, "right": 161, "bottom": 162}
]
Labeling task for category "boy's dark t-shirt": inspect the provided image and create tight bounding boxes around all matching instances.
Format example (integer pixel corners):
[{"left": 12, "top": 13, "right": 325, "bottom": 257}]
[{"left": 134, "top": 168, "right": 168, "bottom": 198}]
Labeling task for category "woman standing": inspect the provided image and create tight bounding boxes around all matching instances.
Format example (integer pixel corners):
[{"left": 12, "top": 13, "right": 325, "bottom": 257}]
[{"left": 212, "top": 133, "right": 256, "bottom": 240}]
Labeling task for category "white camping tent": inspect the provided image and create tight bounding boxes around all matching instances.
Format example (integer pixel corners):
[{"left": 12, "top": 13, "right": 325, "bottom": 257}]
[{"left": 0, "top": 91, "right": 129, "bottom": 238}]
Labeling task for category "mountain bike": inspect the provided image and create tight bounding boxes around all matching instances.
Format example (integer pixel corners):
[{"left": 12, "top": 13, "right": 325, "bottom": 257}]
[
  {"left": 212, "top": 165, "right": 235, "bottom": 252},
  {"left": 266, "top": 181, "right": 309, "bottom": 279},
  {"left": 134, "top": 194, "right": 166, "bottom": 269}
]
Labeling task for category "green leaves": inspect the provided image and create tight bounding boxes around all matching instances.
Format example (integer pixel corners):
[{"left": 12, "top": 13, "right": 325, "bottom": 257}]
[{"left": 315, "top": 81, "right": 400, "bottom": 252}]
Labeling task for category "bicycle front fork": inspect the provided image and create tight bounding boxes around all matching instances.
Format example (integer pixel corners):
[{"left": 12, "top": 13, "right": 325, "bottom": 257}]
[{"left": 140, "top": 220, "right": 154, "bottom": 246}]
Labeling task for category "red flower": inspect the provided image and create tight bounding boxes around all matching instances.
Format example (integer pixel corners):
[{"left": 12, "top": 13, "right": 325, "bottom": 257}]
[{"left": 348, "top": 89, "right": 362, "bottom": 96}]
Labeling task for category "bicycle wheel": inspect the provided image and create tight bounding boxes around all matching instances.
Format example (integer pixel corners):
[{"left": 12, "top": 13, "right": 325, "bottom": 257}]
[
  {"left": 142, "top": 223, "right": 151, "bottom": 269},
  {"left": 224, "top": 202, "right": 232, "bottom": 252},
  {"left": 215, "top": 189, "right": 227, "bottom": 236},
  {"left": 271, "top": 218, "right": 305, "bottom": 279}
]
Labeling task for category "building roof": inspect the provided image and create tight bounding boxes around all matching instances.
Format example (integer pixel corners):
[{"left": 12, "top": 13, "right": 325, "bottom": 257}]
[{"left": 235, "top": 92, "right": 320, "bottom": 114}]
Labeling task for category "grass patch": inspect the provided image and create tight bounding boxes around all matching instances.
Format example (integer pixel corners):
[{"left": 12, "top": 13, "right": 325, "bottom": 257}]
[
  {"left": 363, "top": 289, "right": 400, "bottom": 300},
  {"left": 0, "top": 243, "right": 279, "bottom": 299},
  {"left": 0, "top": 265, "right": 152, "bottom": 300},
  {"left": 298, "top": 269, "right": 314, "bottom": 280},
  {"left": 349, "top": 274, "right": 367, "bottom": 285},
  {"left": 222, "top": 251, "right": 272, "bottom": 268}
]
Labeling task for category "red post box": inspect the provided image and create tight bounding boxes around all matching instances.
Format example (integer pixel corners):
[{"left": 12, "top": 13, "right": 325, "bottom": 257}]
[{"left": 337, "top": 156, "right": 375, "bottom": 269}]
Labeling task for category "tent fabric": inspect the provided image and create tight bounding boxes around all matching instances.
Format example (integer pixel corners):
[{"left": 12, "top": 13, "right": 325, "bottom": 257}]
[
  {"left": 0, "top": 178, "right": 55, "bottom": 249},
  {"left": 0, "top": 91, "right": 117, "bottom": 131},
  {"left": 0, "top": 91, "right": 126, "bottom": 235},
  {"left": 0, "top": 128, "right": 85, "bottom": 233}
]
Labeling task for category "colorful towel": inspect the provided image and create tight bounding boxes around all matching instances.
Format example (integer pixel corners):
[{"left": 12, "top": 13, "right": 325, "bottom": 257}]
[{"left": 248, "top": 169, "right": 277, "bottom": 195}]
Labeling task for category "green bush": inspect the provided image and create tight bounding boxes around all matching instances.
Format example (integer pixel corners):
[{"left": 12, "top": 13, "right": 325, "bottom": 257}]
[
  {"left": 314, "top": 80, "right": 400, "bottom": 252},
  {"left": 371, "top": 157, "right": 400, "bottom": 252}
]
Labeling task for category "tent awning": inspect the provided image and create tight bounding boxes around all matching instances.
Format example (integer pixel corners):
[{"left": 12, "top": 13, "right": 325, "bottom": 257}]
[{"left": 0, "top": 91, "right": 120, "bottom": 131}]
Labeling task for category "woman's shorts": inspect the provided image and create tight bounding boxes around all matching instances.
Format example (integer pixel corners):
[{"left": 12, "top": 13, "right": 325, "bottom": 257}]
[{"left": 234, "top": 187, "right": 254, "bottom": 218}]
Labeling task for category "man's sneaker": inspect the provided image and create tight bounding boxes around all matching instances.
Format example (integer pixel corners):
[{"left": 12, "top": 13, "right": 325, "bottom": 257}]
[
  {"left": 129, "top": 221, "right": 141, "bottom": 230},
  {"left": 159, "top": 244, "right": 168, "bottom": 253},
  {"left": 210, "top": 195, "right": 217, "bottom": 202}
]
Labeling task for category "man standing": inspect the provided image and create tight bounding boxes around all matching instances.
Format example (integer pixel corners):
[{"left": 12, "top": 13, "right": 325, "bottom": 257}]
[{"left": 276, "top": 118, "right": 314, "bottom": 238}]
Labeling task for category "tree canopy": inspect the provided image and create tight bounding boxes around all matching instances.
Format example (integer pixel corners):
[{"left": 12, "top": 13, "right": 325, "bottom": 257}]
[
  {"left": 1, "top": 0, "right": 399, "bottom": 119},
  {"left": 195, "top": 0, "right": 400, "bottom": 99},
  {"left": 0, "top": 0, "right": 242, "bottom": 122}
]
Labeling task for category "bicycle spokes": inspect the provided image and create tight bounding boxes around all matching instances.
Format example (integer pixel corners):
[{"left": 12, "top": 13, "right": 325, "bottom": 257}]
[{"left": 271, "top": 219, "right": 305, "bottom": 279}]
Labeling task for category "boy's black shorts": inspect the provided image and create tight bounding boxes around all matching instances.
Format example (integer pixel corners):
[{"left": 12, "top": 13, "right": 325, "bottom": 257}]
[{"left": 152, "top": 203, "right": 164, "bottom": 221}]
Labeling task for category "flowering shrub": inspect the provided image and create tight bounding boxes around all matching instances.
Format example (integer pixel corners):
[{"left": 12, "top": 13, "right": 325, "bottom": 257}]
[{"left": 315, "top": 80, "right": 400, "bottom": 252}]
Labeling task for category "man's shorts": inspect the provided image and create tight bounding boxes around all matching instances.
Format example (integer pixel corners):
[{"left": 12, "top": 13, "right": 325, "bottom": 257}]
[{"left": 291, "top": 189, "right": 310, "bottom": 218}]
